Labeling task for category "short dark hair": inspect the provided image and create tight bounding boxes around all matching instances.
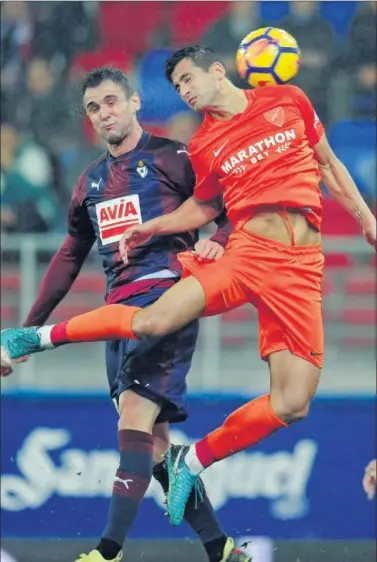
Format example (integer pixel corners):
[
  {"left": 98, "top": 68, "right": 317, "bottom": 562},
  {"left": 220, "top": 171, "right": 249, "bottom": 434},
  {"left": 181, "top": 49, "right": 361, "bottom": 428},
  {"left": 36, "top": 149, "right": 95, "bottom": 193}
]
[
  {"left": 80, "top": 67, "right": 133, "bottom": 99},
  {"left": 165, "top": 45, "right": 221, "bottom": 83}
]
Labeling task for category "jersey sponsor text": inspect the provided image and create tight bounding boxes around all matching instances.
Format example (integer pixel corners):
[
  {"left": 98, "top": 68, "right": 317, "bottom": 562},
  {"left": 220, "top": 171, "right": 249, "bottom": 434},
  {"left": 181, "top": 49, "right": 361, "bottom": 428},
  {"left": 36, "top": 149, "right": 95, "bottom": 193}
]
[{"left": 96, "top": 195, "right": 142, "bottom": 244}]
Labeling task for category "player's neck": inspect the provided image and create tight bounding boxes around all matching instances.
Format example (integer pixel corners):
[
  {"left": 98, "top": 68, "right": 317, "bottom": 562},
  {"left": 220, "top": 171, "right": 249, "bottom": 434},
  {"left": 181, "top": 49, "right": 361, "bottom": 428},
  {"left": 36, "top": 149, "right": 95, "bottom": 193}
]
[
  {"left": 107, "top": 124, "right": 144, "bottom": 158},
  {"left": 207, "top": 82, "right": 248, "bottom": 121}
]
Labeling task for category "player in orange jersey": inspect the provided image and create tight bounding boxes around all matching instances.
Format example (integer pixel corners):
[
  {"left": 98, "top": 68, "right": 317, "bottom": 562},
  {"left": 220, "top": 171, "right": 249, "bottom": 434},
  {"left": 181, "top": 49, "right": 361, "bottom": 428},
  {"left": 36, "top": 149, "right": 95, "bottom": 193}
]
[{"left": 2, "top": 46, "right": 376, "bottom": 526}]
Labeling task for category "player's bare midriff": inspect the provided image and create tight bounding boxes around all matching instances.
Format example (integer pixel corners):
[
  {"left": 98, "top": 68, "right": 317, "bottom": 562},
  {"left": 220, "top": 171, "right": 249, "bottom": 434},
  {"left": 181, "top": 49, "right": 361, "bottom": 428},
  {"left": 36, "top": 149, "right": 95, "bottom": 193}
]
[{"left": 243, "top": 208, "right": 321, "bottom": 246}]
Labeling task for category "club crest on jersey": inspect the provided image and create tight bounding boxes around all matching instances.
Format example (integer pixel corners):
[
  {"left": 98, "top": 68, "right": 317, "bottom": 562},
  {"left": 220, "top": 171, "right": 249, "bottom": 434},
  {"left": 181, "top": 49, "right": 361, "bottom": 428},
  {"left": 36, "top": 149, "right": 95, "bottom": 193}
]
[
  {"left": 263, "top": 107, "right": 285, "bottom": 127},
  {"left": 136, "top": 160, "right": 148, "bottom": 179},
  {"left": 96, "top": 195, "right": 142, "bottom": 245}
]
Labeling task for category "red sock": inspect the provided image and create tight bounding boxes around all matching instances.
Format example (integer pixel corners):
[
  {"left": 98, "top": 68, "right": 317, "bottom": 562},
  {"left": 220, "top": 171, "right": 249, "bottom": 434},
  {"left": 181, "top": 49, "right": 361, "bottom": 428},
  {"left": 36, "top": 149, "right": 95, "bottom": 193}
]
[
  {"left": 195, "top": 394, "right": 287, "bottom": 468},
  {"left": 48, "top": 305, "right": 141, "bottom": 345}
]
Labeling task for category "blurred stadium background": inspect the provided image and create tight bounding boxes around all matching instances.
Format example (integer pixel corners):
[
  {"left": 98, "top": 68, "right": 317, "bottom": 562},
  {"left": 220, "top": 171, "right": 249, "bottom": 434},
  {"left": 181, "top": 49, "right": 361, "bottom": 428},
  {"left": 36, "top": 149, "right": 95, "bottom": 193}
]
[{"left": 1, "top": 1, "right": 376, "bottom": 561}]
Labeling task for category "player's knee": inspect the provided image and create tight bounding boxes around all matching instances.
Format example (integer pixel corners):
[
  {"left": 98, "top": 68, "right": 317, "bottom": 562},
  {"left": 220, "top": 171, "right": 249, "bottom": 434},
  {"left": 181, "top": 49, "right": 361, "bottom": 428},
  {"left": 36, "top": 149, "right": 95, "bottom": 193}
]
[
  {"left": 270, "top": 389, "right": 311, "bottom": 424},
  {"left": 118, "top": 408, "right": 156, "bottom": 433},
  {"left": 133, "top": 312, "right": 170, "bottom": 339},
  {"left": 269, "top": 355, "right": 320, "bottom": 423},
  {"left": 286, "top": 397, "right": 311, "bottom": 423},
  {"left": 118, "top": 390, "right": 161, "bottom": 432}
]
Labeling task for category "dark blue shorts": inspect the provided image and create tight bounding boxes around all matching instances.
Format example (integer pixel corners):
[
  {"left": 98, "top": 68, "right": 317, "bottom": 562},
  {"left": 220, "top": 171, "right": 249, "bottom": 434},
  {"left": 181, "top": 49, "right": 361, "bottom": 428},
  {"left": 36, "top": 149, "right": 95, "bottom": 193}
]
[{"left": 105, "top": 286, "right": 199, "bottom": 424}]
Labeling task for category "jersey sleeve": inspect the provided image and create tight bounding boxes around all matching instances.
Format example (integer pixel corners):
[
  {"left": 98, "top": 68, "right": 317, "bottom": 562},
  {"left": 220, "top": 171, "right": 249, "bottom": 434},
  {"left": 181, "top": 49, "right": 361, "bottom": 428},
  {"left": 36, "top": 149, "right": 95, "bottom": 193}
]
[
  {"left": 68, "top": 174, "right": 96, "bottom": 243},
  {"left": 209, "top": 208, "right": 233, "bottom": 247},
  {"left": 24, "top": 175, "right": 95, "bottom": 327},
  {"left": 190, "top": 151, "right": 222, "bottom": 201},
  {"left": 292, "top": 86, "right": 325, "bottom": 147},
  {"left": 23, "top": 235, "right": 93, "bottom": 326}
]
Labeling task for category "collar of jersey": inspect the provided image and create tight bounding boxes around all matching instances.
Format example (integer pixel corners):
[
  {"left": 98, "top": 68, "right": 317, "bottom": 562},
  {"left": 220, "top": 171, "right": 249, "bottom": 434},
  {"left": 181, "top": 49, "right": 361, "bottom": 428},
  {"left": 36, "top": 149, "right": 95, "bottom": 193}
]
[
  {"left": 107, "top": 130, "right": 151, "bottom": 161},
  {"left": 204, "top": 89, "right": 255, "bottom": 125}
]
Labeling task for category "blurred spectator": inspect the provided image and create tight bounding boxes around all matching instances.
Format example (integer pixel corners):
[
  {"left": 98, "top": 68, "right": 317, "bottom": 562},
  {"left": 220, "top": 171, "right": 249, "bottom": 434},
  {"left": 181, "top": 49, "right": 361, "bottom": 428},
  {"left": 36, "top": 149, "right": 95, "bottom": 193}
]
[
  {"left": 280, "top": 1, "right": 335, "bottom": 123},
  {"left": 166, "top": 112, "right": 201, "bottom": 145},
  {"left": 347, "top": 1, "right": 376, "bottom": 118},
  {"left": 15, "top": 57, "right": 80, "bottom": 154},
  {"left": 1, "top": 123, "right": 60, "bottom": 233},
  {"left": 1, "top": 1, "right": 32, "bottom": 123},
  {"left": 148, "top": 2, "right": 174, "bottom": 50},
  {"left": 1, "top": 1, "right": 31, "bottom": 71},
  {"left": 30, "top": 1, "right": 97, "bottom": 69},
  {"left": 348, "top": 1, "right": 376, "bottom": 67},
  {"left": 200, "top": 1, "right": 264, "bottom": 87}
]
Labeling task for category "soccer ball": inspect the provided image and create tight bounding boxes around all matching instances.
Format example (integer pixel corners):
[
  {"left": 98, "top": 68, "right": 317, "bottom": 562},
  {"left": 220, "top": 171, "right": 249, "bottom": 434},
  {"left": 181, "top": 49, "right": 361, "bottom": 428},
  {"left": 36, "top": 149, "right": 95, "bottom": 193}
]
[{"left": 236, "top": 27, "right": 301, "bottom": 88}]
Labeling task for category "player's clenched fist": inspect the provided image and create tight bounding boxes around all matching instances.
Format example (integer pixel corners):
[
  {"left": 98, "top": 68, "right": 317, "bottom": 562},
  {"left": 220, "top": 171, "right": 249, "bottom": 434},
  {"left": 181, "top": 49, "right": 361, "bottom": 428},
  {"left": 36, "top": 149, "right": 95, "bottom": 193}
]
[
  {"left": 363, "top": 459, "right": 376, "bottom": 500},
  {"left": 194, "top": 240, "right": 225, "bottom": 262},
  {"left": 119, "top": 224, "right": 156, "bottom": 264},
  {"left": 1, "top": 346, "right": 13, "bottom": 377}
]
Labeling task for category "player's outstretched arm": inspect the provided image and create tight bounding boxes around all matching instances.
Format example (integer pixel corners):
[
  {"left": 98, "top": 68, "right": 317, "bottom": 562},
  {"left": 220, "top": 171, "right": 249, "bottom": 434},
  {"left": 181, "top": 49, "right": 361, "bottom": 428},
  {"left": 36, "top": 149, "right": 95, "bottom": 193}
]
[
  {"left": 119, "top": 195, "right": 223, "bottom": 264},
  {"left": 24, "top": 173, "right": 96, "bottom": 327},
  {"left": 313, "top": 135, "right": 376, "bottom": 250},
  {"left": 24, "top": 235, "right": 93, "bottom": 327}
]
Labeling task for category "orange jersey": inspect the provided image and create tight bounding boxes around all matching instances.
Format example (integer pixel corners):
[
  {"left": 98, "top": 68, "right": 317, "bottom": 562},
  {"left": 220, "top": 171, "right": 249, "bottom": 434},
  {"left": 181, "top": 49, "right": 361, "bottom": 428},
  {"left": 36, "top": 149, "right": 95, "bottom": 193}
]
[{"left": 189, "top": 85, "right": 325, "bottom": 230}]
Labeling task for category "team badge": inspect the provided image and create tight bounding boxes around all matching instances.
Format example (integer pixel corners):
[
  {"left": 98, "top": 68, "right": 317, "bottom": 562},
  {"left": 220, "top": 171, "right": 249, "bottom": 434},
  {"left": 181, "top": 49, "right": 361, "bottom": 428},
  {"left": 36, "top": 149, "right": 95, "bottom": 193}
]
[
  {"left": 136, "top": 160, "right": 148, "bottom": 178},
  {"left": 263, "top": 107, "right": 285, "bottom": 127}
]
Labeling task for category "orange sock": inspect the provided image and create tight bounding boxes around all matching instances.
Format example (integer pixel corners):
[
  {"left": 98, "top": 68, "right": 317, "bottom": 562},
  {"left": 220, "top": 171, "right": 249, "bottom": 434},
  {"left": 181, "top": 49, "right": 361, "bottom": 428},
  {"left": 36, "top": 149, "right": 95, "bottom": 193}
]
[
  {"left": 48, "top": 305, "right": 141, "bottom": 345},
  {"left": 194, "top": 395, "right": 287, "bottom": 468}
]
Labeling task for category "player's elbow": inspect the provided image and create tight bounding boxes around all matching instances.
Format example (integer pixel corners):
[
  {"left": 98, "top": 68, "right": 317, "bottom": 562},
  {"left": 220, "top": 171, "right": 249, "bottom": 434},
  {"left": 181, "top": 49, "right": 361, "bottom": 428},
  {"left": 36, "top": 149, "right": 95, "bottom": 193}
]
[
  {"left": 192, "top": 195, "right": 224, "bottom": 221},
  {"left": 319, "top": 161, "right": 342, "bottom": 197}
]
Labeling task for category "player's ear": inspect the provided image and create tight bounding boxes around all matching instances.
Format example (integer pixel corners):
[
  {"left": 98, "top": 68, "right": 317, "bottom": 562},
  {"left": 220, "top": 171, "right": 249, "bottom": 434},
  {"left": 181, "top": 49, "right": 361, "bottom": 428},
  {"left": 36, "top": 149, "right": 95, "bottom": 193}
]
[
  {"left": 209, "top": 62, "right": 226, "bottom": 81},
  {"left": 130, "top": 93, "right": 141, "bottom": 113}
]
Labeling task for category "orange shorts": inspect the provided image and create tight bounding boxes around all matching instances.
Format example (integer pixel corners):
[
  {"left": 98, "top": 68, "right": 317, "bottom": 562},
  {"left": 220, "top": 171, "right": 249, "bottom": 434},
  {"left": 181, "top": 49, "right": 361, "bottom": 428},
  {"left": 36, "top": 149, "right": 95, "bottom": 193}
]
[{"left": 178, "top": 228, "right": 324, "bottom": 368}]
